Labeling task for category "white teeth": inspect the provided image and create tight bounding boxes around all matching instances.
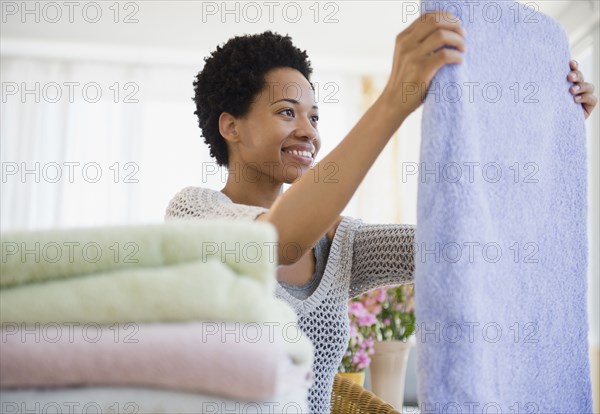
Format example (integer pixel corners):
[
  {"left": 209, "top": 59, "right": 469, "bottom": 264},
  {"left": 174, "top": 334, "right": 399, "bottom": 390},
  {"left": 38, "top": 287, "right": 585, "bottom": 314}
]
[{"left": 284, "top": 149, "right": 312, "bottom": 158}]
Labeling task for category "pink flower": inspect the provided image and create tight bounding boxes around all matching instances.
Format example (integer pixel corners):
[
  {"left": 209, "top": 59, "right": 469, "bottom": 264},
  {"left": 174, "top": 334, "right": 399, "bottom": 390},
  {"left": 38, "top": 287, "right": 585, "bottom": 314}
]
[
  {"left": 348, "top": 301, "right": 365, "bottom": 316},
  {"left": 376, "top": 288, "right": 387, "bottom": 302},
  {"left": 357, "top": 313, "right": 376, "bottom": 327},
  {"left": 352, "top": 349, "right": 371, "bottom": 370},
  {"left": 342, "top": 284, "right": 415, "bottom": 373}
]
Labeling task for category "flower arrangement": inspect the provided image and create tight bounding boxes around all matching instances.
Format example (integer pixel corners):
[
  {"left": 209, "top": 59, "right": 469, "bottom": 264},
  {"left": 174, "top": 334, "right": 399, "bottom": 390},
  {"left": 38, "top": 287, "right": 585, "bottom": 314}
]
[
  {"left": 366, "top": 283, "right": 416, "bottom": 342},
  {"left": 339, "top": 301, "right": 377, "bottom": 373},
  {"left": 339, "top": 283, "right": 415, "bottom": 373}
]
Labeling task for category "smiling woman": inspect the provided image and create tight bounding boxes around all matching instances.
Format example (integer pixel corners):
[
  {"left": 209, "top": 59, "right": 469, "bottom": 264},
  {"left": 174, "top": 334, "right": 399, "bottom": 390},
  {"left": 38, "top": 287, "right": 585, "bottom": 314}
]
[
  {"left": 163, "top": 25, "right": 454, "bottom": 412},
  {"left": 178, "top": 25, "right": 460, "bottom": 269},
  {"left": 164, "top": 24, "right": 598, "bottom": 414},
  {"left": 219, "top": 67, "right": 321, "bottom": 192}
]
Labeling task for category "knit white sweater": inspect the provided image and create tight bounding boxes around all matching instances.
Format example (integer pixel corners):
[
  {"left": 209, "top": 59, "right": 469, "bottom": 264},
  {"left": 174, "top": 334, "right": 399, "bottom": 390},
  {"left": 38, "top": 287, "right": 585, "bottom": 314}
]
[{"left": 165, "top": 186, "right": 415, "bottom": 413}]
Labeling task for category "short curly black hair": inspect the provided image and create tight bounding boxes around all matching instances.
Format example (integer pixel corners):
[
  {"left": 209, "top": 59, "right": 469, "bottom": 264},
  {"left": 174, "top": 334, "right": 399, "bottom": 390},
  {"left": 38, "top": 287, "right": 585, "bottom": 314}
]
[{"left": 193, "top": 30, "right": 313, "bottom": 167}]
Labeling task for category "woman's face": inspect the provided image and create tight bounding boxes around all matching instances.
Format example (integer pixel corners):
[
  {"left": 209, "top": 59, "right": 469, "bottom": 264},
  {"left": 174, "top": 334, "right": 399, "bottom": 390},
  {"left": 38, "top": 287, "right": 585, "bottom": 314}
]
[{"left": 224, "top": 67, "right": 321, "bottom": 185}]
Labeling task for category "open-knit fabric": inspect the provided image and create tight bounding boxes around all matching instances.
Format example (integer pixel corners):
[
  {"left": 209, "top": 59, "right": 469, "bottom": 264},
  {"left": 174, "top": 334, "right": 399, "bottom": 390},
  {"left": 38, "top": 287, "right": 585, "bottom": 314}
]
[
  {"left": 164, "top": 186, "right": 415, "bottom": 414},
  {"left": 278, "top": 234, "right": 331, "bottom": 301}
]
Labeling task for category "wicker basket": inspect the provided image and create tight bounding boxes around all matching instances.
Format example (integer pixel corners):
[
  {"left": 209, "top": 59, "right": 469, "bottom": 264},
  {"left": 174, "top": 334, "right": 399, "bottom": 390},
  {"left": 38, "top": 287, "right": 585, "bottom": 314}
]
[{"left": 330, "top": 373, "right": 401, "bottom": 414}]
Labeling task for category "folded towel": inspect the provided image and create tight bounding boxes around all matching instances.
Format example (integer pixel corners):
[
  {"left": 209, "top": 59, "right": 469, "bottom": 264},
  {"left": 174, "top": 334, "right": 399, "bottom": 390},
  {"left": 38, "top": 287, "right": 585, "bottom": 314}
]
[
  {"left": 0, "top": 321, "right": 312, "bottom": 401},
  {"left": 1, "top": 221, "right": 277, "bottom": 291},
  {"left": 0, "top": 385, "right": 309, "bottom": 414},
  {"left": 0, "top": 260, "right": 312, "bottom": 365},
  {"left": 416, "top": 1, "right": 592, "bottom": 412}
]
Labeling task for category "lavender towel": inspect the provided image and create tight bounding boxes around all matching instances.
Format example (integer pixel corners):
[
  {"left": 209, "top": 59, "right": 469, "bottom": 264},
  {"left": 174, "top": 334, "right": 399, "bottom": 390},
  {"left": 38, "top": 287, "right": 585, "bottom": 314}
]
[{"left": 415, "top": 1, "right": 592, "bottom": 413}]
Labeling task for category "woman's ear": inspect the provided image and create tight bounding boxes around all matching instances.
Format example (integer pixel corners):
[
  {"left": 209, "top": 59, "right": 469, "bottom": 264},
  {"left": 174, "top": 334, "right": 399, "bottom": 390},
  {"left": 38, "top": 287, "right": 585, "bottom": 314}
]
[{"left": 218, "top": 112, "right": 240, "bottom": 143}]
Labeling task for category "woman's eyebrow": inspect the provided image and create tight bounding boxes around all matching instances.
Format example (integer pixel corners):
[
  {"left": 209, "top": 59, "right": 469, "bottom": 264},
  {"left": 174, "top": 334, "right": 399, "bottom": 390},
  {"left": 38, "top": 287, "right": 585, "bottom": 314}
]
[{"left": 270, "top": 98, "right": 318, "bottom": 110}]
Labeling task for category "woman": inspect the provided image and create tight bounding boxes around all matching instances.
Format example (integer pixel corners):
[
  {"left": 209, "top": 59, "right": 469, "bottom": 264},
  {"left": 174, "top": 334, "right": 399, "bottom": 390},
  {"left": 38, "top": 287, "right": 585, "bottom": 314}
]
[{"left": 166, "top": 12, "right": 597, "bottom": 413}]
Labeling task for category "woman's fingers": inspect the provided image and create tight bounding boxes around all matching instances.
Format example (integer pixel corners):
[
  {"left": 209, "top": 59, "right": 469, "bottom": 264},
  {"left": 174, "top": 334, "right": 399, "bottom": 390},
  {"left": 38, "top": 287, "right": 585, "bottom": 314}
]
[
  {"left": 568, "top": 69, "right": 584, "bottom": 83},
  {"left": 570, "top": 81, "right": 595, "bottom": 96},
  {"left": 419, "top": 28, "right": 467, "bottom": 56},
  {"left": 569, "top": 59, "right": 579, "bottom": 71},
  {"left": 407, "top": 12, "right": 467, "bottom": 77},
  {"left": 575, "top": 89, "right": 598, "bottom": 120},
  {"left": 422, "top": 44, "right": 465, "bottom": 72},
  {"left": 380, "top": 10, "right": 466, "bottom": 120},
  {"left": 576, "top": 91, "right": 597, "bottom": 105},
  {"left": 413, "top": 11, "right": 467, "bottom": 44},
  {"left": 417, "top": 14, "right": 467, "bottom": 75},
  {"left": 568, "top": 60, "right": 597, "bottom": 119}
]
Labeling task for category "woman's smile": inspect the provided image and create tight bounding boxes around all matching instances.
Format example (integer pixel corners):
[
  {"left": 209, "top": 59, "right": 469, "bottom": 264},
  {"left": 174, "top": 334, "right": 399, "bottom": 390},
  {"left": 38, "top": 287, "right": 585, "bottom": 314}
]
[
  {"left": 281, "top": 144, "right": 315, "bottom": 166},
  {"left": 281, "top": 150, "right": 313, "bottom": 165}
]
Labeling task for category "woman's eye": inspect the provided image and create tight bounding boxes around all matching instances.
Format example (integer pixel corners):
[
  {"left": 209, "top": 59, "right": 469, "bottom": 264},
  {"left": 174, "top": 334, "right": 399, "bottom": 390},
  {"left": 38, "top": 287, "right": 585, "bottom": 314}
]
[{"left": 279, "top": 109, "right": 318, "bottom": 123}]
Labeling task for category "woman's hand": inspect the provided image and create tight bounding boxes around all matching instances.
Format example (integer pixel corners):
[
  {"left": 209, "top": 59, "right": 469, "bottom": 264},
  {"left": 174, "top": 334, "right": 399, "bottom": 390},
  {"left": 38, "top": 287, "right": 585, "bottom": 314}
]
[
  {"left": 568, "top": 60, "right": 597, "bottom": 120},
  {"left": 380, "top": 10, "right": 467, "bottom": 121}
]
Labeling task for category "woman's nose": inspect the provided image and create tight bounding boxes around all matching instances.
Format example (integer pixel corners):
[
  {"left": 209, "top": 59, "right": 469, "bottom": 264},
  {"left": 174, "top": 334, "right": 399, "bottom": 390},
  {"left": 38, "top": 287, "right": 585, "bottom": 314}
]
[
  {"left": 304, "top": 129, "right": 318, "bottom": 141},
  {"left": 296, "top": 120, "right": 318, "bottom": 141}
]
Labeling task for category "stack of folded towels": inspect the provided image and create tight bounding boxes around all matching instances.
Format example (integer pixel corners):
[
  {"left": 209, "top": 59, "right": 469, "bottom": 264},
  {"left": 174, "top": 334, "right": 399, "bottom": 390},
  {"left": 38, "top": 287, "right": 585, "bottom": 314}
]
[{"left": 0, "top": 220, "right": 313, "bottom": 413}]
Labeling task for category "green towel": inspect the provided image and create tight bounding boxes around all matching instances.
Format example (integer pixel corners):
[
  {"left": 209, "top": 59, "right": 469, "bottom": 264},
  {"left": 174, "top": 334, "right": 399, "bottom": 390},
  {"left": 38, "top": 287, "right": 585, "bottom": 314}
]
[
  {"left": 1, "top": 220, "right": 278, "bottom": 290},
  {"left": 0, "top": 258, "right": 295, "bottom": 325}
]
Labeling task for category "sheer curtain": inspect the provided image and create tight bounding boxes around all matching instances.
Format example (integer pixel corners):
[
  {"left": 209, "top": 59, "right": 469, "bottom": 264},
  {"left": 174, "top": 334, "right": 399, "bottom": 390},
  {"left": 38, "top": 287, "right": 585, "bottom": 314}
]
[
  {"left": 2, "top": 58, "right": 138, "bottom": 230},
  {"left": 351, "top": 74, "right": 422, "bottom": 226},
  {"left": 1, "top": 57, "right": 211, "bottom": 230}
]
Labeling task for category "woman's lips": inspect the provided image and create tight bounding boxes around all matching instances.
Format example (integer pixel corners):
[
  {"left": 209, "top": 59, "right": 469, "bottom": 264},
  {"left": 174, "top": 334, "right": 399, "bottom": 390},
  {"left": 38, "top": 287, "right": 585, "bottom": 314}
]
[{"left": 281, "top": 150, "right": 313, "bottom": 166}]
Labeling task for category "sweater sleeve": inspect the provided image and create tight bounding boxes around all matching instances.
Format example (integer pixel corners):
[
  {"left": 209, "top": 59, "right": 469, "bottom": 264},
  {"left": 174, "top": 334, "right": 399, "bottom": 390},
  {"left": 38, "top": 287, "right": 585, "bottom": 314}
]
[
  {"left": 164, "top": 186, "right": 269, "bottom": 222},
  {"left": 348, "top": 222, "right": 416, "bottom": 299}
]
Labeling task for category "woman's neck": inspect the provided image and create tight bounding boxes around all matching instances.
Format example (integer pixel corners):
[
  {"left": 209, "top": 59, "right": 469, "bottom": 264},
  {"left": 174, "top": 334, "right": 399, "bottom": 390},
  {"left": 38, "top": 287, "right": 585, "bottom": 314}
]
[{"left": 220, "top": 180, "right": 283, "bottom": 209}]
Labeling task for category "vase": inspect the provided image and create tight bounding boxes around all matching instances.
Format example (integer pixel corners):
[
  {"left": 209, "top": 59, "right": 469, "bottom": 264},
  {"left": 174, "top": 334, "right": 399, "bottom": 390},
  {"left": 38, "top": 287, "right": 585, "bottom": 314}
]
[
  {"left": 338, "top": 371, "right": 365, "bottom": 387},
  {"left": 369, "top": 336, "right": 416, "bottom": 410}
]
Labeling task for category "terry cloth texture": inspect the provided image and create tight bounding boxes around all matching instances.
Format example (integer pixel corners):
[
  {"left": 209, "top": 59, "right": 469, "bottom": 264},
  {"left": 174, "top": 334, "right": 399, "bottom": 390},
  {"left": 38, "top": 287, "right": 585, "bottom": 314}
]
[{"left": 416, "top": 1, "right": 591, "bottom": 413}]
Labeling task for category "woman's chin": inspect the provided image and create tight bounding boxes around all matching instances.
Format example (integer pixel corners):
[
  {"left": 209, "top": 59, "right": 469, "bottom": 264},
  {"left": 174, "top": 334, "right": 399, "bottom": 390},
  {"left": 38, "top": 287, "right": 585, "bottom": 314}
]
[{"left": 281, "top": 163, "right": 311, "bottom": 183}]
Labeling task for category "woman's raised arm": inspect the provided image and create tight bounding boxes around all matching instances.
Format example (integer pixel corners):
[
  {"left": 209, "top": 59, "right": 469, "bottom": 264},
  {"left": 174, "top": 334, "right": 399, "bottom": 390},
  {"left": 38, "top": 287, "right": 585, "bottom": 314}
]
[{"left": 258, "top": 10, "right": 467, "bottom": 266}]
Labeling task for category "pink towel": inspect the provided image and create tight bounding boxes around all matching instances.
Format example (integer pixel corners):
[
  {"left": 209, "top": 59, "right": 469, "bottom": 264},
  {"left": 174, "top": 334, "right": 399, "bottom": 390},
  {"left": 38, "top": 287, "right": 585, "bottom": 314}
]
[{"left": 0, "top": 321, "right": 310, "bottom": 401}]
